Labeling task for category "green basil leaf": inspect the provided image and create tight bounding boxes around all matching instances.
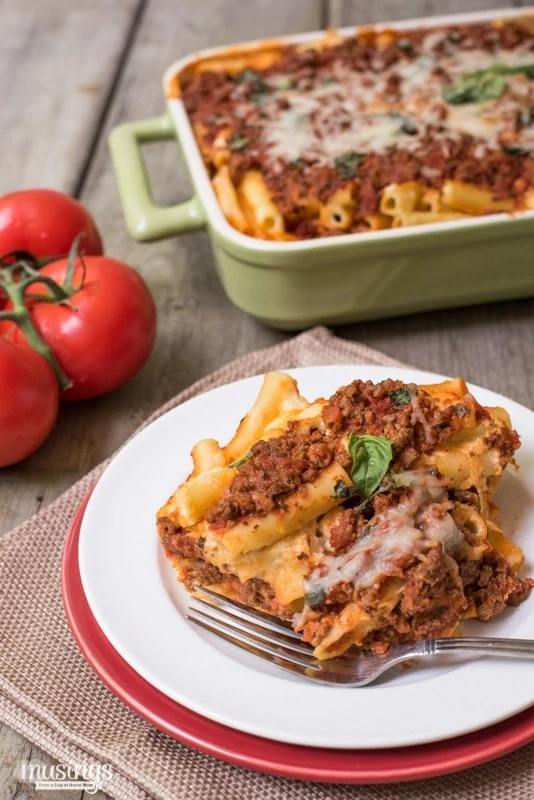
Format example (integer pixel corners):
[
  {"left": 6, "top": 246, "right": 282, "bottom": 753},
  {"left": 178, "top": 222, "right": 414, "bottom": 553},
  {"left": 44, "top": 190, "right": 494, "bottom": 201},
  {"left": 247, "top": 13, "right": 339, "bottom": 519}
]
[
  {"left": 272, "top": 75, "right": 296, "bottom": 91},
  {"left": 236, "top": 68, "right": 271, "bottom": 104},
  {"left": 502, "top": 144, "right": 531, "bottom": 156},
  {"left": 388, "top": 113, "right": 418, "bottom": 136},
  {"left": 250, "top": 82, "right": 270, "bottom": 105},
  {"left": 228, "top": 451, "right": 252, "bottom": 468},
  {"left": 348, "top": 434, "right": 393, "bottom": 500},
  {"left": 228, "top": 133, "right": 250, "bottom": 151},
  {"left": 396, "top": 39, "right": 413, "bottom": 52},
  {"left": 443, "top": 63, "right": 534, "bottom": 106},
  {"left": 288, "top": 158, "right": 305, "bottom": 171},
  {"left": 333, "top": 152, "right": 365, "bottom": 179},
  {"left": 490, "top": 63, "right": 534, "bottom": 79},
  {"left": 332, "top": 479, "right": 359, "bottom": 499},
  {"left": 443, "top": 70, "right": 506, "bottom": 104},
  {"left": 388, "top": 387, "right": 413, "bottom": 406},
  {"left": 444, "top": 64, "right": 534, "bottom": 106},
  {"left": 400, "top": 119, "right": 418, "bottom": 135},
  {"left": 237, "top": 69, "right": 260, "bottom": 83},
  {"left": 305, "top": 585, "right": 325, "bottom": 609},
  {"left": 250, "top": 91, "right": 266, "bottom": 106}
]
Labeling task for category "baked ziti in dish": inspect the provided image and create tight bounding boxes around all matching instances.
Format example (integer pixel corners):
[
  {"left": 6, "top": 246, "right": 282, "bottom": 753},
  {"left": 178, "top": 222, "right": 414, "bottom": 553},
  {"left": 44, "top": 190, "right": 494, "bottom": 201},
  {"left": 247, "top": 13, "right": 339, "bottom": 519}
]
[
  {"left": 178, "top": 18, "right": 534, "bottom": 240},
  {"left": 157, "top": 373, "right": 532, "bottom": 660}
]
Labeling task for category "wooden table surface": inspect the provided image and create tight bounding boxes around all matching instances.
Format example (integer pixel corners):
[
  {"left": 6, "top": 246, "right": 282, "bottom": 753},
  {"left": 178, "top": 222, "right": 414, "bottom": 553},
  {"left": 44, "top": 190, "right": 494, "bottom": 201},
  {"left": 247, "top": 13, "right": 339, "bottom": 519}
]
[{"left": 1, "top": 0, "right": 533, "bottom": 797}]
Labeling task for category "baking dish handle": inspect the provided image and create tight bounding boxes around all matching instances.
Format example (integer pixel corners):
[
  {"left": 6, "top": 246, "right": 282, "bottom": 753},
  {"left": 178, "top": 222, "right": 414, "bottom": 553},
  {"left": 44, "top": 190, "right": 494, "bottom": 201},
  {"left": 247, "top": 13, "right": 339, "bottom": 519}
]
[{"left": 108, "top": 113, "right": 206, "bottom": 242}]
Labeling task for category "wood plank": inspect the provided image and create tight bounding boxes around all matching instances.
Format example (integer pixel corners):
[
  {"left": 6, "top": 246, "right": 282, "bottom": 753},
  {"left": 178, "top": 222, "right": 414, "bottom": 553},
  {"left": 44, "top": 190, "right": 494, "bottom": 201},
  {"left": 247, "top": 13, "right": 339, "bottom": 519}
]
[
  {"left": 0, "top": 0, "right": 140, "bottom": 195},
  {"left": 328, "top": 0, "right": 532, "bottom": 26},
  {"left": 0, "top": 724, "right": 31, "bottom": 800}
]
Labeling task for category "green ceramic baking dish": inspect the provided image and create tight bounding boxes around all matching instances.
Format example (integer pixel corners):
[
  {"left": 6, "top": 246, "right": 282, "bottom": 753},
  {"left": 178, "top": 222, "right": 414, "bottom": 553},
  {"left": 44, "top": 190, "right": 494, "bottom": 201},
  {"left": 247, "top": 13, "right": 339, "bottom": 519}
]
[{"left": 108, "top": 7, "right": 534, "bottom": 331}]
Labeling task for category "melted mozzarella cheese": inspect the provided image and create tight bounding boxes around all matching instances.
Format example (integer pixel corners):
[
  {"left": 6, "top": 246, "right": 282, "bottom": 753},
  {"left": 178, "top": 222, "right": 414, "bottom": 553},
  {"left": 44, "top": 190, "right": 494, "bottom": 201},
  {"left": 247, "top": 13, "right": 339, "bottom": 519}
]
[
  {"left": 255, "top": 29, "right": 534, "bottom": 165},
  {"left": 411, "top": 394, "right": 436, "bottom": 444},
  {"left": 302, "top": 473, "right": 463, "bottom": 601}
]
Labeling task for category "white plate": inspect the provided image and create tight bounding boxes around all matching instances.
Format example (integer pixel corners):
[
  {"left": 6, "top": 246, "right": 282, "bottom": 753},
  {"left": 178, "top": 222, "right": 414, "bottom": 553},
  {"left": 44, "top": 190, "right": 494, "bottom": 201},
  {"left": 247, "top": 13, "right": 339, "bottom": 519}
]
[{"left": 78, "top": 366, "right": 534, "bottom": 749}]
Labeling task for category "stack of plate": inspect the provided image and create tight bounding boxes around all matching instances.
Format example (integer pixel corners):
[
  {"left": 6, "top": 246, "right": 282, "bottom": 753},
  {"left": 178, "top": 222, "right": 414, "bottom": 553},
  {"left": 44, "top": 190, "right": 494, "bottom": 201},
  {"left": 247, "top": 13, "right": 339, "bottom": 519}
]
[{"left": 63, "top": 366, "right": 534, "bottom": 784}]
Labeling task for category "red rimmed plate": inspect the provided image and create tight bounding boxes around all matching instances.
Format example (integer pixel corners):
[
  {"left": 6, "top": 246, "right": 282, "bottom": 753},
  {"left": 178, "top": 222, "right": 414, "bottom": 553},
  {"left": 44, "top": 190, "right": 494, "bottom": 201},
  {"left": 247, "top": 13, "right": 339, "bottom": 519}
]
[{"left": 62, "top": 490, "right": 534, "bottom": 784}]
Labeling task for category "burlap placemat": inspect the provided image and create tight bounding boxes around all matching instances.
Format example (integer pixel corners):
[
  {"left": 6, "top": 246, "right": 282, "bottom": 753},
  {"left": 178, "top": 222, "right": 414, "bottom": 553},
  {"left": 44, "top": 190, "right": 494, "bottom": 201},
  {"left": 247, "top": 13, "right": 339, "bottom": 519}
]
[{"left": 0, "top": 326, "right": 532, "bottom": 800}]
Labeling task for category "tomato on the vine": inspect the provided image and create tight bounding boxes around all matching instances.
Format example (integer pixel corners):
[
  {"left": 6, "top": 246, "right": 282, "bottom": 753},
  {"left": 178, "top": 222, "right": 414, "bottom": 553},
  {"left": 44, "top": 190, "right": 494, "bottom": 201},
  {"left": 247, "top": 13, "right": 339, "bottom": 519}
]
[
  {"left": 1, "top": 256, "right": 156, "bottom": 401},
  {"left": 0, "top": 189, "right": 103, "bottom": 260},
  {"left": 0, "top": 338, "right": 59, "bottom": 467}
]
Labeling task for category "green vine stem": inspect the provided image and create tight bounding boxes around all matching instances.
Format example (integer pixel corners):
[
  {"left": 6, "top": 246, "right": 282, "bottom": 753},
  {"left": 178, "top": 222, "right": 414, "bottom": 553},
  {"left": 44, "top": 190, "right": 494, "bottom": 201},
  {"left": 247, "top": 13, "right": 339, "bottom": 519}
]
[{"left": 0, "top": 263, "right": 72, "bottom": 391}]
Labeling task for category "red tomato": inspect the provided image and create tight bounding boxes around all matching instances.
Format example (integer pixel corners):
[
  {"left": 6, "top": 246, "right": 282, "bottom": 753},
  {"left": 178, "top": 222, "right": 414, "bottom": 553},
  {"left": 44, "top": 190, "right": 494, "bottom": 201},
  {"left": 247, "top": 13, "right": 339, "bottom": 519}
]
[
  {"left": 0, "top": 337, "right": 59, "bottom": 467},
  {"left": 0, "top": 189, "right": 103, "bottom": 259},
  {"left": 2, "top": 256, "right": 156, "bottom": 401}
]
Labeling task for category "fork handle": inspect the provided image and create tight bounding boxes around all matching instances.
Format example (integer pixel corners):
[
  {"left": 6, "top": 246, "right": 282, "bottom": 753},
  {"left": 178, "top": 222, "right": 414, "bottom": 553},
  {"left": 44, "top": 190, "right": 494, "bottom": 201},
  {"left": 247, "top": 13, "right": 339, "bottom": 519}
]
[{"left": 433, "top": 637, "right": 534, "bottom": 659}]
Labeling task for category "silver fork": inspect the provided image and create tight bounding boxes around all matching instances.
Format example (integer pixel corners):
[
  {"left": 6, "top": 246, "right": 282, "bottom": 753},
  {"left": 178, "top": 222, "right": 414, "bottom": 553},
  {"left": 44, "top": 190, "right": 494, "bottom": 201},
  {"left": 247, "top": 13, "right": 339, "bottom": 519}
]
[{"left": 186, "top": 588, "right": 534, "bottom": 686}]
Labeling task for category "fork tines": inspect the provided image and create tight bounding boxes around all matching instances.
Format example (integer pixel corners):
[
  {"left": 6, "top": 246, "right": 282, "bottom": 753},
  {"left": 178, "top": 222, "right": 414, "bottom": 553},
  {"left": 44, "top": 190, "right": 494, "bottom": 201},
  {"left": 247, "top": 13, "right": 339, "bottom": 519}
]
[{"left": 186, "top": 588, "right": 322, "bottom": 673}]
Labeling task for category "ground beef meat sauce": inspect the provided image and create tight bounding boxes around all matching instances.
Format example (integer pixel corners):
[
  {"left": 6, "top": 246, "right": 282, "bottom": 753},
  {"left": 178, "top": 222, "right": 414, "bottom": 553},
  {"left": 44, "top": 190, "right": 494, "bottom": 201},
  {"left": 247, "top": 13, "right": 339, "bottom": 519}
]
[
  {"left": 157, "top": 509, "right": 289, "bottom": 615},
  {"left": 294, "top": 378, "right": 530, "bottom": 654},
  {"left": 181, "top": 20, "right": 534, "bottom": 240},
  {"left": 162, "top": 376, "right": 531, "bottom": 654},
  {"left": 322, "top": 378, "right": 459, "bottom": 457},
  {"left": 460, "top": 549, "right": 533, "bottom": 619},
  {"left": 157, "top": 516, "right": 203, "bottom": 559},
  {"left": 206, "top": 427, "right": 336, "bottom": 526},
  {"left": 206, "top": 378, "right": 447, "bottom": 528},
  {"left": 325, "top": 507, "right": 362, "bottom": 553},
  {"left": 360, "top": 545, "right": 469, "bottom": 653}
]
